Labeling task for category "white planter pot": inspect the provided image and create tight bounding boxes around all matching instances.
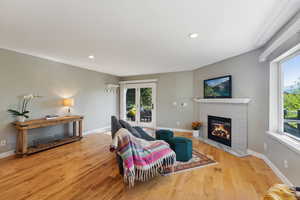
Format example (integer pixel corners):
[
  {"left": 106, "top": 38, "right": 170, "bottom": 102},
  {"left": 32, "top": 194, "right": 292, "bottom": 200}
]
[
  {"left": 17, "top": 116, "right": 26, "bottom": 122},
  {"left": 192, "top": 130, "right": 199, "bottom": 137}
]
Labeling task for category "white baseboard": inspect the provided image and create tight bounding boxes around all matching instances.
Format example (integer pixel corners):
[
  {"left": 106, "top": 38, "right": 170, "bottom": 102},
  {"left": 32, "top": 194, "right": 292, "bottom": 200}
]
[
  {"left": 247, "top": 149, "right": 293, "bottom": 186},
  {"left": 0, "top": 150, "right": 15, "bottom": 159},
  {"left": 157, "top": 126, "right": 193, "bottom": 133},
  {"left": 247, "top": 149, "right": 266, "bottom": 160},
  {"left": 83, "top": 126, "right": 111, "bottom": 135}
]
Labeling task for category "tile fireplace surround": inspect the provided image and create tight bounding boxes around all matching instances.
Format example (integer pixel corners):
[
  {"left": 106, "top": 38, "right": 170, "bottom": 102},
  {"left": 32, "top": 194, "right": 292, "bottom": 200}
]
[{"left": 194, "top": 98, "right": 251, "bottom": 157}]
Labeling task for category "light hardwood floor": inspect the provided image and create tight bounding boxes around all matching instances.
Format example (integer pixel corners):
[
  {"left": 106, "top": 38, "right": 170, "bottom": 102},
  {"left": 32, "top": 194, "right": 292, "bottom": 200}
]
[{"left": 0, "top": 132, "right": 281, "bottom": 200}]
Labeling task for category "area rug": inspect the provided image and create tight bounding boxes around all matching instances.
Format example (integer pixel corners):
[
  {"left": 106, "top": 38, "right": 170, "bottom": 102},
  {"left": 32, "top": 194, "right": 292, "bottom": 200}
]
[{"left": 162, "top": 150, "right": 217, "bottom": 175}]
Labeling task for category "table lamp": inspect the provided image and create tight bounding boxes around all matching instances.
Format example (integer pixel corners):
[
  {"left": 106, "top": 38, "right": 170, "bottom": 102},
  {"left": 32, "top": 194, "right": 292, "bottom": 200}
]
[{"left": 63, "top": 98, "right": 74, "bottom": 115}]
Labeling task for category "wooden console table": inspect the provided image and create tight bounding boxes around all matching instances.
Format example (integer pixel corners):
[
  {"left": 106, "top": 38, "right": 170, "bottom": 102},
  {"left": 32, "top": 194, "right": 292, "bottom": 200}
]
[{"left": 13, "top": 115, "right": 84, "bottom": 157}]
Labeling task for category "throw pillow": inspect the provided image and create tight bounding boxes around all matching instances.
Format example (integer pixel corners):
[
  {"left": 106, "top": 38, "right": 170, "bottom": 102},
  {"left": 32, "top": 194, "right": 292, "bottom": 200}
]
[
  {"left": 119, "top": 120, "right": 142, "bottom": 138},
  {"left": 134, "top": 126, "right": 155, "bottom": 141},
  {"left": 111, "top": 116, "right": 122, "bottom": 139}
]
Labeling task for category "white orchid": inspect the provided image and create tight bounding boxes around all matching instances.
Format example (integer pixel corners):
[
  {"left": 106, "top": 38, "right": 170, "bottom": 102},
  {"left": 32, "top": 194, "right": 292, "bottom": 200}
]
[
  {"left": 23, "top": 94, "right": 34, "bottom": 99},
  {"left": 8, "top": 94, "right": 42, "bottom": 120},
  {"left": 23, "top": 94, "right": 41, "bottom": 99}
]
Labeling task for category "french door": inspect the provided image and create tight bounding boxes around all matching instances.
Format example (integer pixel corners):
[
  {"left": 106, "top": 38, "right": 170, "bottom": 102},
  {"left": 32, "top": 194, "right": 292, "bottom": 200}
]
[{"left": 120, "top": 83, "right": 156, "bottom": 128}]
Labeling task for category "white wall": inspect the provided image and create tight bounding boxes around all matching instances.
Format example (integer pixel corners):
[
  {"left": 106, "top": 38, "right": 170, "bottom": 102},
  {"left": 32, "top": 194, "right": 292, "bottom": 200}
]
[
  {"left": 265, "top": 136, "right": 300, "bottom": 185},
  {"left": 194, "top": 50, "right": 269, "bottom": 153},
  {"left": 121, "top": 71, "right": 194, "bottom": 130},
  {"left": 0, "top": 49, "right": 119, "bottom": 154},
  {"left": 122, "top": 50, "right": 269, "bottom": 153}
]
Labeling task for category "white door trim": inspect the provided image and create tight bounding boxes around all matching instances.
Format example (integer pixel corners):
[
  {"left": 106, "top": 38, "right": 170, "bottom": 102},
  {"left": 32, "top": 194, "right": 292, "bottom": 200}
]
[
  {"left": 138, "top": 83, "right": 157, "bottom": 128},
  {"left": 120, "top": 82, "right": 157, "bottom": 128},
  {"left": 119, "top": 79, "right": 158, "bottom": 84}
]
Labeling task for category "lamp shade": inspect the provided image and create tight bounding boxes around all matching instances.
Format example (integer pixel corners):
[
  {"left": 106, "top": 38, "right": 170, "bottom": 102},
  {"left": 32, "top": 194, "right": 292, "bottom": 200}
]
[{"left": 63, "top": 98, "right": 74, "bottom": 107}]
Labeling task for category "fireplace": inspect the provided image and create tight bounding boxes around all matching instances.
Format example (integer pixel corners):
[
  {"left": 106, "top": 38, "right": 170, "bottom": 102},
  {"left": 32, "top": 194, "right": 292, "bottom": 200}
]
[{"left": 208, "top": 115, "right": 231, "bottom": 147}]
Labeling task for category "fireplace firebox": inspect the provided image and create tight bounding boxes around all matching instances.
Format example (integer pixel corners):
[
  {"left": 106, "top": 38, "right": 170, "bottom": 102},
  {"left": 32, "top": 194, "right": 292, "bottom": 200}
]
[{"left": 208, "top": 115, "right": 231, "bottom": 147}]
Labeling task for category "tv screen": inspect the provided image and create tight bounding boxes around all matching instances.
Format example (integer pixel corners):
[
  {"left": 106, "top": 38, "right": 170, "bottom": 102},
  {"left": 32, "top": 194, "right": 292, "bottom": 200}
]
[{"left": 204, "top": 75, "right": 232, "bottom": 98}]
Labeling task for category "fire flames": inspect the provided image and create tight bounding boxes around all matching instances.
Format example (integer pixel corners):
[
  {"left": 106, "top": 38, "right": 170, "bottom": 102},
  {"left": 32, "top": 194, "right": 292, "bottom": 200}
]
[{"left": 211, "top": 124, "right": 230, "bottom": 140}]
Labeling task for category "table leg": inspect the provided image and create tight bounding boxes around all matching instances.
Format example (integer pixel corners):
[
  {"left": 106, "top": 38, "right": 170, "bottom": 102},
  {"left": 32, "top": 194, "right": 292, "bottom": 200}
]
[
  {"left": 73, "top": 121, "right": 77, "bottom": 137},
  {"left": 79, "top": 120, "right": 83, "bottom": 138},
  {"left": 20, "top": 130, "right": 28, "bottom": 156},
  {"left": 16, "top": 131, "right": 22, "bottom": 155}
]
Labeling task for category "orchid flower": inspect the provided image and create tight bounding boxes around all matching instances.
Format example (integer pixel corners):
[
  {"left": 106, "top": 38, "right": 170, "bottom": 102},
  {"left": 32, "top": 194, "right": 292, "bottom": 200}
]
[{"left": 8, "top": 94, "right": 42, "bottom": 119}]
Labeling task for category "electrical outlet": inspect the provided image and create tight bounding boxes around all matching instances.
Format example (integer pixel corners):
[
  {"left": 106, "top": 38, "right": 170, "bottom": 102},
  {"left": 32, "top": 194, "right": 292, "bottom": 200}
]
[
  {"left": 264, "top": 143, "right": 267, "bottom": 151},
  {"left": 176, "top": 121, "right": 180, "bottom": 126},
  {"left": 0, "top": 140, "right": 7, "bottom": 146},
  {"left": 284, "top": 160, "right": 288, "bottom": 169}
]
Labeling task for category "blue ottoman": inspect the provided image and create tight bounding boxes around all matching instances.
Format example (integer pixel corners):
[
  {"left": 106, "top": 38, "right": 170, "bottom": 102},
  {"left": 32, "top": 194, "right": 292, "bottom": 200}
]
[
  {"left": 156, "top": 129, "right": 174, "bottom": 143},
  {"left": 169, "top": 137, "right": 192, "bottom": 162}
]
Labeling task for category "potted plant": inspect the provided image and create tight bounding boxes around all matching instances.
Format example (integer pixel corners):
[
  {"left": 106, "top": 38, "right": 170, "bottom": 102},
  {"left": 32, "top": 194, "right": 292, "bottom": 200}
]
[
  {"left": 126, "top": 105, "right": 137, "bottom": 121},
  {"left": 8, "top": 94, "right": 41, "bottom": 122},
  {"left": 192, "top": 121, "right": 203, "bottom": 137}
]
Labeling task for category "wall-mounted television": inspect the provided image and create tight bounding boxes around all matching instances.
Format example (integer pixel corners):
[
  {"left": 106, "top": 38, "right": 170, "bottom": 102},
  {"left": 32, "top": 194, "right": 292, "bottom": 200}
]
[{"left": 204, "top": 75, "right": 232, "bottom": 98}]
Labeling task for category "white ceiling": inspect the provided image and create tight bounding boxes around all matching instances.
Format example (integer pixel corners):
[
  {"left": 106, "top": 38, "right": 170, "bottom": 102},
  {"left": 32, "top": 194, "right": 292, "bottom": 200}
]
[{"left": 0, "top": 0, "right": 299, "bottom": 77}]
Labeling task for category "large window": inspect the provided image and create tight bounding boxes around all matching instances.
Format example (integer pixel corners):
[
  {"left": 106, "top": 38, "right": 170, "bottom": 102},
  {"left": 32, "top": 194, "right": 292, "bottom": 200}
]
[{"left": 282, "top": 52, "right": 300, "bottom": 140}]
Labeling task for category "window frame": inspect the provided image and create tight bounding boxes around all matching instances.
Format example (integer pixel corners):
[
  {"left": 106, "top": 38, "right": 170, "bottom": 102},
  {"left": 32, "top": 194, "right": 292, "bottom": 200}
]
[{"left": 272, "top": 46, "right": 300, "bottom": 142}]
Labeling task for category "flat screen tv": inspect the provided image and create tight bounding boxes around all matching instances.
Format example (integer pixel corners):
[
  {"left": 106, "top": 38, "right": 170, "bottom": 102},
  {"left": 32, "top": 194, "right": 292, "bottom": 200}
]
[{"left": 204, "top": 75, "right": 232, "bottom": 98}]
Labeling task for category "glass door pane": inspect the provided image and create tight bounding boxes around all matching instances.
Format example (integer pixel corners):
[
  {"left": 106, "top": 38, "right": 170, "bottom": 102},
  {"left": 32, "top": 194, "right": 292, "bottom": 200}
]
[
  {"left": 122, "top": 83, "right": 156, "bottom": 128},
  {"left": 126, "top": 88, "right": 136, "bottom": 122},
  {"left": 139, "top": 88, "right": 152, "bottom": 123}
]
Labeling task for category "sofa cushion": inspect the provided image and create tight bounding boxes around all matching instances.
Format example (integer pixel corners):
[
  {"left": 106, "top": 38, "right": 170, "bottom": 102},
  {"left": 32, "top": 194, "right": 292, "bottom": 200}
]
[
  {"left": 111, "top": 116, "right": 122, "bottom": 139},
  {"left": 119, "top": 120, "right": 142, "bottom": 138},
  {"left": 133, "top": 126, "right": 155, "bottom": 141}
]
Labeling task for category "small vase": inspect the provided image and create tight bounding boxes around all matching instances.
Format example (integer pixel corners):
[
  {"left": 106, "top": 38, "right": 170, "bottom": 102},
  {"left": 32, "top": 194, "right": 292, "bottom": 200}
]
[
  {"left": 192, "top": 130, "right": 199, "bottom": 137},
  {"left": 17, "top": 116, "right": 26, "bottom": 122}
]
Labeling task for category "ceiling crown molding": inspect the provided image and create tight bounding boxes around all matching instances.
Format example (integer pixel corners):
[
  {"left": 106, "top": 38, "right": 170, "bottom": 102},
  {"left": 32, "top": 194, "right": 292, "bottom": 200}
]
[
  {"left": 254, "top": 0, "right": 300, "bottom": 48},
  {"left": 259, "top": 10, "right": 300, "bottom": 62},
  {"left": 0, "top": 46, "right": 118, "bottom": 76}
]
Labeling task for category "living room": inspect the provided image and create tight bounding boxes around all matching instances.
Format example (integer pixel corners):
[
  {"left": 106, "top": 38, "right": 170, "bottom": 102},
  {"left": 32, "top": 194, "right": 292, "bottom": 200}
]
[{"left": 1, "top": 0, "right": 300, "bottom": 200}]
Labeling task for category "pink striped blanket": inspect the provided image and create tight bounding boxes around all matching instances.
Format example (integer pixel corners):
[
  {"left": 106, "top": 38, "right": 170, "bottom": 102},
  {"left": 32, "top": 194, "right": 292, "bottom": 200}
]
[{"left": 111, "top": 128, "right": 176, "bottom": 187}]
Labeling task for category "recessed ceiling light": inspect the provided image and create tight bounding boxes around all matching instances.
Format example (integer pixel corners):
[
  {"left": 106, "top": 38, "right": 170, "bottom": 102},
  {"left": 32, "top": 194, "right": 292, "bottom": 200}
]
[
  {"left": 189, "top": 33, "right": 199, "bottom": 39},
  {"left": 88, "top": 55, "right": 95, "bottom": 59}
]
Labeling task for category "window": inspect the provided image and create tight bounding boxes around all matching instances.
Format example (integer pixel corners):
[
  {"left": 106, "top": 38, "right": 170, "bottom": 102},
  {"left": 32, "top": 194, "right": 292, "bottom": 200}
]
[{"left": 281, "top": 52, "right": 300, "bottom": 140}]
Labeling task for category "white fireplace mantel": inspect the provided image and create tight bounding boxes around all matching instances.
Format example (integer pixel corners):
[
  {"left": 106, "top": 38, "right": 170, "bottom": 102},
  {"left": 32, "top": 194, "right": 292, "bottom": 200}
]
[{"left": 193, "top": 98, "right": 251, "bottom": 104}]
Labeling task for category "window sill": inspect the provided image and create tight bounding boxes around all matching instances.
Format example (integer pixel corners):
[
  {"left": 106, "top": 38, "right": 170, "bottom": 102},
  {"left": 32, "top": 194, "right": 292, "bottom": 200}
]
[{"left": 266, "top": 131, "right": 300, "bottom": 155}]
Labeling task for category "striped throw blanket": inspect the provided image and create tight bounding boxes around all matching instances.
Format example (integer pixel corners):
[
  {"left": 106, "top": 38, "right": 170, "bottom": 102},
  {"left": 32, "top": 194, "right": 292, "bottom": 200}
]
[{"left": 111, "top": 128, "right": 176, "bottom": 187}]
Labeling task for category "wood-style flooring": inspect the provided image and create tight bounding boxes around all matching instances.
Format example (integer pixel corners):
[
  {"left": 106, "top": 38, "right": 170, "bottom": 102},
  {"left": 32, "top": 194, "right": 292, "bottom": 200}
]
[{"left": 0, "top": 132, "right": 281, "bottom": 200}]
